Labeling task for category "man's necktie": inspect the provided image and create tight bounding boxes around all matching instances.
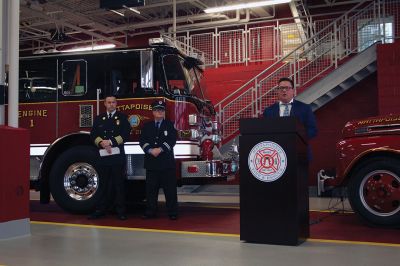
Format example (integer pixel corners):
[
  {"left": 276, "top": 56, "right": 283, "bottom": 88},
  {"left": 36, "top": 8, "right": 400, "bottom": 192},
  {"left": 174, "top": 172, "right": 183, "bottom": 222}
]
[
  {"left": 108, "top": 113, "right": 112, "bottom": 119},
  {"left": 156, "top": 121, "right": 160, "bottom": 129},
  {"left": 283, "top": 104, "right": 290, "bottom": 117}
]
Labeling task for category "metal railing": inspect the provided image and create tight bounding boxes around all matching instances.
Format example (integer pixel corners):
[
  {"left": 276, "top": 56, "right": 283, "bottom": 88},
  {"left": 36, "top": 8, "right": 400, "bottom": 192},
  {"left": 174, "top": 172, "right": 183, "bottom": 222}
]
[{"left": 214, "top": 0, "right": 398, "bottom": 141}]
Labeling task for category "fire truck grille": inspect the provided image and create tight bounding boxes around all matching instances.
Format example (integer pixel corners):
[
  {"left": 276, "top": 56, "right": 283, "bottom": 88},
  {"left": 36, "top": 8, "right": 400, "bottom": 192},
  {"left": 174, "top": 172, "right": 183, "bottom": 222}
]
[{"left": 79, "top": 105, "right": 93, "bottom": 127}]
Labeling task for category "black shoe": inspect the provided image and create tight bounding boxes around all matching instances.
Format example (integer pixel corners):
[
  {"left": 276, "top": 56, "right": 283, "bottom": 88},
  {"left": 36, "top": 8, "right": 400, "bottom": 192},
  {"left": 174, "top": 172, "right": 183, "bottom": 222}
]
[
  {"left": 169, "top": 215, "right": 178, "bottom": 220},
  {"left": 117, "top": 213, "right": 127, "bottom": 221},
  {"left": 88, "top": 210, "right": 106, "bottom": 220},
  {"left": 141, "top": 214, "right": 156, "bottom": 219}
]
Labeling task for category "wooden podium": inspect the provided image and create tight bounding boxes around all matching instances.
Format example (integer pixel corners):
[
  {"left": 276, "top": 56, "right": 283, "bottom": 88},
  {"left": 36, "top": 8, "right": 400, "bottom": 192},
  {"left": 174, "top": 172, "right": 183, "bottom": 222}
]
[{"left": 239, "top": 117, "right": 309, "bottom": 245}]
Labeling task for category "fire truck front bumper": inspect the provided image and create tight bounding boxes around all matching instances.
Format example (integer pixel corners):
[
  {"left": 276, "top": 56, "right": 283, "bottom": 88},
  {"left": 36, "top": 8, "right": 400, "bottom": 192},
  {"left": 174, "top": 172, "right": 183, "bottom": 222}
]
[{"left": 181, "top": 160, "right": 238, "bottom": 178}]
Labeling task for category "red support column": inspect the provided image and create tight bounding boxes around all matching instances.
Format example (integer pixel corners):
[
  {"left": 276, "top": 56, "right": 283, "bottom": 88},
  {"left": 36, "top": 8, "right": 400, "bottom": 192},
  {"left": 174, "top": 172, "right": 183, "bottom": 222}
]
[{"left": 0, "top": 126, "right": 30, "bottom": 239}]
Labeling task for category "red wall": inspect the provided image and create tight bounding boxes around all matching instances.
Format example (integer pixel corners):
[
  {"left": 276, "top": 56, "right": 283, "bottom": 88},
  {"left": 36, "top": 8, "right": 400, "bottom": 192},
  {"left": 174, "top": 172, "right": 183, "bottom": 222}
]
[
  {"left": 309, "top": 74, "right": 379, "bottom": 185},
  {"left": 204, "top": 62, "right": 274, "bottom": 104},
  {"left": 377, "top": 42, "right": 400, "bottom": 115}
]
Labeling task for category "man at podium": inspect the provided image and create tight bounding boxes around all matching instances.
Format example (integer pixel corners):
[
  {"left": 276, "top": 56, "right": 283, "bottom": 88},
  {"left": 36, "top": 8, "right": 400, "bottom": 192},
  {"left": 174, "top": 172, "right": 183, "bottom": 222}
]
[{"left": 263, "top": 77, "right": 317, "bottom": 140}]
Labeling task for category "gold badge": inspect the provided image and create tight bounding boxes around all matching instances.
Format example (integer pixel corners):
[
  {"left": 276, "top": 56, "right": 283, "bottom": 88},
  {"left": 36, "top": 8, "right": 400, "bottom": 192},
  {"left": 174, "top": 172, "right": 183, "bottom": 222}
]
[{"left": 116, "top": 120, "right": 120, "bottom": 125}]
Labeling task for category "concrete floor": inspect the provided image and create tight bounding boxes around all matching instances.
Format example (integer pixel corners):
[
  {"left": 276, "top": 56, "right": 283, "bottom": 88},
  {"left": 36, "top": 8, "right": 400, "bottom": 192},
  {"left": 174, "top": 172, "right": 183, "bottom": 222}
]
[{"left": 1, "top": 187, "right": 399, "bottom": 266}]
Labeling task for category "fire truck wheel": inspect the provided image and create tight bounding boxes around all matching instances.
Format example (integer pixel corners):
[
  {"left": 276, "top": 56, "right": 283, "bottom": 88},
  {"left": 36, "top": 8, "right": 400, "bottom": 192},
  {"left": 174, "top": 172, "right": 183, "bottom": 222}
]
[
  {"left": 348, "top": 157, "right": 400, "bottom": 227},
  {"left": 49, "top": 145, "right": 104, "bottom": 214}
]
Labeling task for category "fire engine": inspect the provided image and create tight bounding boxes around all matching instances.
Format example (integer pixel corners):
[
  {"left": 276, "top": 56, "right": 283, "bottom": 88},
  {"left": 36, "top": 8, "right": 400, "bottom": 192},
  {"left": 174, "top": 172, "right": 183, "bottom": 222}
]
[
  {"left": 319, "top": 114, "right": 400, "bottom": 227},
  {"left": 16, "top": 38, "right": 238, "bottom": 213}
]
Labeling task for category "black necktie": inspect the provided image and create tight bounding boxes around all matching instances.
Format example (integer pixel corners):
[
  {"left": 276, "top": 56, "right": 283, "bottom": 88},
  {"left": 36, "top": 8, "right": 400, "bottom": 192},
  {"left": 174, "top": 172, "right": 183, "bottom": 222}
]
[
  {"left": 108, "top": 113, "right": 112, "bottom": 119},
  {"left": 155, "top": 121, "right": 160, "bottom": 129}
]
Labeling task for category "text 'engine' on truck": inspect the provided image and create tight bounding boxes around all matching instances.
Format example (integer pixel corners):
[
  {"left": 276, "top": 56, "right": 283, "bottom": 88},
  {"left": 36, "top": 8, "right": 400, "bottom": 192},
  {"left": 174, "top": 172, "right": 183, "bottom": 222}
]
[{"left": 11, "top": 38, "right": 238, "bottom": 213}]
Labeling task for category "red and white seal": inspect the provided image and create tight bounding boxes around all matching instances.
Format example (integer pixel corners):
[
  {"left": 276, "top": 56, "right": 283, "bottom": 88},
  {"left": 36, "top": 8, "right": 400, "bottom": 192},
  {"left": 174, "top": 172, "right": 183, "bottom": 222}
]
[{"left": 248, "top": 141, "right": 287, "bottom": 182}]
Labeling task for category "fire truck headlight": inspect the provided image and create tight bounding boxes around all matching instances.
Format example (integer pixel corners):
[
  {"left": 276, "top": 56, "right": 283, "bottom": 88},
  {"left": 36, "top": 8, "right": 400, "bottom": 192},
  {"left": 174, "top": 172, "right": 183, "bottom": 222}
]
[
  {"left": 211, "top": 121, "right": 220, "bottom": 133},
  {"left": 188, "top": 114, "right": 198, "bottom": 126}
]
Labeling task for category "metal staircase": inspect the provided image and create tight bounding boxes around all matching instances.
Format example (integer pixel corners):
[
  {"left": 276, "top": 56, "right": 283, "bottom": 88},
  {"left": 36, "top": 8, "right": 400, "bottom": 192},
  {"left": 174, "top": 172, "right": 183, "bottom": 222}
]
[
  {"left": 296, "top": 43, "right": 378, "bottom": 111},
  {"left": 290, "top": 0, "right": 316, "bottom": 42},
  {"left": 215, "top": 0, "right": 392, "bottom": 143}
]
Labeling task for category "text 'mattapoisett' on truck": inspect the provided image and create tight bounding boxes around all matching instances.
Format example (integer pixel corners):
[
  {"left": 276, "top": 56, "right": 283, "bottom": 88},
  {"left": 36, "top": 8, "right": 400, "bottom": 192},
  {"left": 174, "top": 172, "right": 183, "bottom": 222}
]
[
  {"left": 18, "top": 37, "right": 238, "bottom": 213},
  {"left": 318, "top": 114, "right": 400, "bottom": 227}
]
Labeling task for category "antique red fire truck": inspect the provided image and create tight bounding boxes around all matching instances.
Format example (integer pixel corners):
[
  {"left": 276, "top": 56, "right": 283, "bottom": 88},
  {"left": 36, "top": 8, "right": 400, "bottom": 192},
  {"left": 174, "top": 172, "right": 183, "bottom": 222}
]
[
  {"left": 319, "top": 114, "right": 400, "bottom": 227},
  {"left": 17, "top": 38, "right": 238, "bottom": 213}
]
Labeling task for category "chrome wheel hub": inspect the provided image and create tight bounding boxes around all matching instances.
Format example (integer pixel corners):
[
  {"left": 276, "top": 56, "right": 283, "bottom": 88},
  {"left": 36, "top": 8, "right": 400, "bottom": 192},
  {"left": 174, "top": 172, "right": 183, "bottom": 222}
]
[{"left": 63, "top": 163, "right": 99, "bottom": 200}]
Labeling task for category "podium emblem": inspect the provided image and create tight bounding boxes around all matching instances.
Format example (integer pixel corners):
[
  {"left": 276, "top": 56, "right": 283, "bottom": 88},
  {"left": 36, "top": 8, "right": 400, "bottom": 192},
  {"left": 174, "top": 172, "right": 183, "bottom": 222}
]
[{"left": 248, "top": 141, "right": 287, "bottom": 182}]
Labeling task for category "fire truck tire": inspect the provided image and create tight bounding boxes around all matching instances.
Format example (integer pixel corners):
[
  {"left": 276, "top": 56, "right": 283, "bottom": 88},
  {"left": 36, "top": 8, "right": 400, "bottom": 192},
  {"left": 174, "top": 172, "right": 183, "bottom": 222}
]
[
  {"left": 49, "top": 145, "right": 104, "bottom": 214},
  {"left": 348, "top": 157, "right": 400, "bottom": 227}
]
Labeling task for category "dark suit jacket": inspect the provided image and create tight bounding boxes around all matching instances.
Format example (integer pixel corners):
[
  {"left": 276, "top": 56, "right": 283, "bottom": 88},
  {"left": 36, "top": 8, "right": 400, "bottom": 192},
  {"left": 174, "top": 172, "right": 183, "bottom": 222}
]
[
  {"left": 139, "top": 119, "right": 177, "bottom": 170},
  {"left": 90, "top": 111, "right": 131, "bottom": 165},
  {"left": 263, "top": 99, "right": 317, "bottom": 139}
]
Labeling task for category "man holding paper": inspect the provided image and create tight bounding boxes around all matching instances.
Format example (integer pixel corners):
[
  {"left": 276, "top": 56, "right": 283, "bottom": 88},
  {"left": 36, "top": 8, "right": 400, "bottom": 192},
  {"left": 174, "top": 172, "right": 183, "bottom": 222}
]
[{"left": 88, "top": 95, "right": 131, "bottom": 220}]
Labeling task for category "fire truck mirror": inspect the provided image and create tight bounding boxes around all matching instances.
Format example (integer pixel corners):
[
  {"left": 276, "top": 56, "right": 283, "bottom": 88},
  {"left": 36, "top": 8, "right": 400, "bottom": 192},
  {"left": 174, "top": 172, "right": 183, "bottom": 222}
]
[{"left": 140, "top": 50, "right": 153, "bottom": 89}]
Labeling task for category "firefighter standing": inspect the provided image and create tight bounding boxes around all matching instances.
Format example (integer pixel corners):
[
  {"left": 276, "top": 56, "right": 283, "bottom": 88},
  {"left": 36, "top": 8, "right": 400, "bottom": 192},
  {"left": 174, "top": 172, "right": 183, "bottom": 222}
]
[
  {"left": 139, "top": 100, "right": 178, "bottom": 220},
  {"left": 88, "top": 95, "right": 131, "bottom": 220}
]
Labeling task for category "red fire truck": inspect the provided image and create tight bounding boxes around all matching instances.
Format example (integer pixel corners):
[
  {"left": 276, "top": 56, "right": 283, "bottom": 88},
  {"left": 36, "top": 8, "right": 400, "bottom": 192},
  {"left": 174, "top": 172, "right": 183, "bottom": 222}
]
[
  {"left": 16, "top": 38, "right": 238, "bottom": 213},
  {"left": 319, "top": 114, "right": 400, "bottom": 227}
]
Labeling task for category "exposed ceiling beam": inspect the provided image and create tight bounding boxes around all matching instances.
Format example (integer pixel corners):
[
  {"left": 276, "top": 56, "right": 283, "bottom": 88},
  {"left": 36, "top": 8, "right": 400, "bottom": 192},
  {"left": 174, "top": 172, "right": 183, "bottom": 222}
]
[
  {"left": 40, "top": 1, "right": 121, "bottom": 34},
  {"left": 20, "top": 5, "right": 127, "bottom": 47}
]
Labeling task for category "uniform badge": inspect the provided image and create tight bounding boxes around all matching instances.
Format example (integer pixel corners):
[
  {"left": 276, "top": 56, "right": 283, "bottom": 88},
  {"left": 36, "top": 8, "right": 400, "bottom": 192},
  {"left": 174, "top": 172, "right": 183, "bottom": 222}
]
[
  {"left": 116, "top": 120, "right": 120, "bottom": 125},
  {"left": 164, "top": 130, "right": 168, "bottom": 136},
  {"left": 102, "top": 117, "right": 106, "bottom": 120},
  {"left": 115, "top": 116, "right": 118, "bottom": 119}
]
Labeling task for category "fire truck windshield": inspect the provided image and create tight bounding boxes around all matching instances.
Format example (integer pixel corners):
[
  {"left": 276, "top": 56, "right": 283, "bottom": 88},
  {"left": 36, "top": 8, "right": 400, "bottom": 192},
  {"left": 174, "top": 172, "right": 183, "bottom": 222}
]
[{"left": 163, "top": 54, "right": 206, "bottom": 101}]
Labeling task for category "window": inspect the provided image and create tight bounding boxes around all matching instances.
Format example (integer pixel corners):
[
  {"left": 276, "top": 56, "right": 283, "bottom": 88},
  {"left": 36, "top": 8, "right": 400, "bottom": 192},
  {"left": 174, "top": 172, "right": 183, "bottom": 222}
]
[
  {"left": 106, "top": 52, "right": 142, "bottom": 98},
  {"left": 358, "top": 17, "right": 394, "bottom": 52},
  {"left": 19, "top": 77, "right": 57, "bottom": 101},
  {"left": 163, "top": 55, "right": 188, "bottom": 95},
  {"left": 62, "top": 60, "right": 87, "bottom": 96},
  {"left": 19, "top": 58, "right": 57, "bottom": 103}
]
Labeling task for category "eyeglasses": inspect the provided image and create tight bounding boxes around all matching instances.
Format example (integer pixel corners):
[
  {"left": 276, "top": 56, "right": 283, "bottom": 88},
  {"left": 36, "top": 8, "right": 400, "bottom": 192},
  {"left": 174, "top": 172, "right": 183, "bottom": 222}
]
[{"left": 277, "top": 86, "right": 293, "bottom": 90}]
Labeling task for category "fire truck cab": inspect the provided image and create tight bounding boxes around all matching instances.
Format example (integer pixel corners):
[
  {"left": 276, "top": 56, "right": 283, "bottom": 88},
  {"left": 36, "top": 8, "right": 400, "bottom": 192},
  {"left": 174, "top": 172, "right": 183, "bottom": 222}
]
[{"left": 18, "top": 38, "right": 238, "bottom": 213}]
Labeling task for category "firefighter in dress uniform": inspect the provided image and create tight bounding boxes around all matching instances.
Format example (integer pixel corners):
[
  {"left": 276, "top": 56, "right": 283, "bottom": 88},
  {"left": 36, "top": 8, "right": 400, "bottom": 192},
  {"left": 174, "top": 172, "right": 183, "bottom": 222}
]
[
  {"left": 139, "top": 100, "right": 178, "bottom": 220},
  {"left": 88, "top": 95, "right": 131, "bottom": 220}
]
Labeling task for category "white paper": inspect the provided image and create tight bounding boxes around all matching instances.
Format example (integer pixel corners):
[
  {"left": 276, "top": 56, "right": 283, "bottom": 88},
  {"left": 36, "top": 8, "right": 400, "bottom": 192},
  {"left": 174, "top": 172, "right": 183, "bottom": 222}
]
[{"left": 99, "top": 147, "right": 120, "bottom": 157}]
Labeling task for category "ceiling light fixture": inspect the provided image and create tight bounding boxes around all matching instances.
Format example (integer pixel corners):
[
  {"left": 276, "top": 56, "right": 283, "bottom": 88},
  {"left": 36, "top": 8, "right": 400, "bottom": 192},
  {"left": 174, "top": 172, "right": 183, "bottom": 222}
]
[
  {"left": 61, "top": 44, "right": 116, "bottom": 53},
  {"left": 110, "top": 9, "right": 124, "bottom": 16},
  {"left": 204, "top": 0, "right": 291, "bottom": 13},
  {"left": 123, "top": 5, "right": 140, "bottom": 15}
]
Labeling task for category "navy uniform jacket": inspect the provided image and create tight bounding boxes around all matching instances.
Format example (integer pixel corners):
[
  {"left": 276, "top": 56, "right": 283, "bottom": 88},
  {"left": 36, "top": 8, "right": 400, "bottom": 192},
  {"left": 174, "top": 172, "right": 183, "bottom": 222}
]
[
  {"left": 90, "top": 111, "right": 131, "bottom": 165},
  {"left": 263, "top": 99, "right": 317, "bottom": 139},
  {"left": 139, "top": 119, "right": 177, "bottom": 170}
]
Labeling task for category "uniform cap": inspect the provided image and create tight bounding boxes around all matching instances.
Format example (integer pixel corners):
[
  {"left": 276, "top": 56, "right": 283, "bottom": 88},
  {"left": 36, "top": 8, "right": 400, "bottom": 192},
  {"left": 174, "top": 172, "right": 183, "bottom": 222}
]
[{"left": 151, "top": 100, "right": 166, "bottom": 110}]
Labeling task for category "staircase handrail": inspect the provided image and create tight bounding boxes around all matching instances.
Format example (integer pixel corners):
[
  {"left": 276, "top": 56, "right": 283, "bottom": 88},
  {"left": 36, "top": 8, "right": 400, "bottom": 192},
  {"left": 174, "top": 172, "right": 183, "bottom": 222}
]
[{"left": 214, "top": 0, "right": 373, "bottom": 111}]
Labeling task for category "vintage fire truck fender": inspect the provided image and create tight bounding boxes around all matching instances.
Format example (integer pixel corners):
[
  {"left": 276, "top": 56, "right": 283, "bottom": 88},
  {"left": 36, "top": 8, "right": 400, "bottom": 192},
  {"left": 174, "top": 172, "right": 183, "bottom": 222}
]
[{"left": 336, "top": 114, "right": 400, "bottom": 227}]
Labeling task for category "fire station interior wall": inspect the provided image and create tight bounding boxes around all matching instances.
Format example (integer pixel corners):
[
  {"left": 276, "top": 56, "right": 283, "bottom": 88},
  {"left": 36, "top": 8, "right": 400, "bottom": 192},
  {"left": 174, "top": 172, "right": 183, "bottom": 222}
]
[
  {"left": 309, "top": 41, "right": 400, "bottom": 185},
  {"left": 309, "top": 74, "right": 379, "bottom": 185},
  {"left": 0, "top": 126, "right": 30, "bottom": 239},
  {"left": 377, "top": 41, "right": 400, "bottom": 115},
  {"left": 203, "top": 62, "right": 276, "bottom": 104}
]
